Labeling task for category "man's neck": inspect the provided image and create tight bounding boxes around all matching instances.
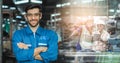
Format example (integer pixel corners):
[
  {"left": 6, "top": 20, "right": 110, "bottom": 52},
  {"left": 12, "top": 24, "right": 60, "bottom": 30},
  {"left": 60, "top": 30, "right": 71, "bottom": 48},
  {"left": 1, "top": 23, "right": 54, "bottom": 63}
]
[{"left": 29, "top": 24, "right": 39, "bottom": 33}]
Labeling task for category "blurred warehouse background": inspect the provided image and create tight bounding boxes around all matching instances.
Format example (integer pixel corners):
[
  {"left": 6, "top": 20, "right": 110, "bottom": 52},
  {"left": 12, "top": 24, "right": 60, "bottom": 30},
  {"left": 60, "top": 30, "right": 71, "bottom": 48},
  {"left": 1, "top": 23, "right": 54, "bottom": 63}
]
[{"left": 0, "top": 0, "right": 120, "bottom": 63}]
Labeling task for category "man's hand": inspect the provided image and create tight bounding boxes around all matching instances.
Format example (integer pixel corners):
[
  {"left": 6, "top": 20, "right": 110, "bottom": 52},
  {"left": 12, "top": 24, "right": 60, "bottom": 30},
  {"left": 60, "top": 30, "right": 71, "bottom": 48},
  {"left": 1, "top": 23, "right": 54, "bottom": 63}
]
[
  {"left": 17, "top": 42, "right": 28, "bottom": 49},
  {"left": 34, "top": 55, "right": 43, "bottom": 60},
  {"left": 39, "top": 47, "right": 48, "bottom": 52},
  {"left": 34, "top": 47, "right": 47, "bottom": 56}
]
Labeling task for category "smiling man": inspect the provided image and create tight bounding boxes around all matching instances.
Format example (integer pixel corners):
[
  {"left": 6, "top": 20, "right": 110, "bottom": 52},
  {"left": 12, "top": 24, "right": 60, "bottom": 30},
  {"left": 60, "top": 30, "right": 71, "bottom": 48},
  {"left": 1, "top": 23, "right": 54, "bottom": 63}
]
[{"left": 12, "top": 4, "right": 58, "bottom": 63}]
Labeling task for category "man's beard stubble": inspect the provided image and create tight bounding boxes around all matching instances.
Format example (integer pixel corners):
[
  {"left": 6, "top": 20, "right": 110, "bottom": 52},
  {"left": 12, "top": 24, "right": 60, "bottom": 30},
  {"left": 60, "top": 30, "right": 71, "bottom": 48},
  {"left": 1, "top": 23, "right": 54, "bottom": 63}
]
[{"left": 28, "top": 20, "right": 39, "bottom": 27}]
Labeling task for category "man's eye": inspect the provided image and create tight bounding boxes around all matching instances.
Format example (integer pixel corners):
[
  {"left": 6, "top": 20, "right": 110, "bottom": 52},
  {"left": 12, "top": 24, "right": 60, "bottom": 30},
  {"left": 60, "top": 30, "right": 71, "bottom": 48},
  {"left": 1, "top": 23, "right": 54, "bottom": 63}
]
[
  {"left": 26, "top": 13, "right": 40, "bottom": 17},
  {"left": 27, "top": 14, "right": 32, "bottom": 16},
  {"left": 34, "top": 13, "right": 40, "bottom": 16}
]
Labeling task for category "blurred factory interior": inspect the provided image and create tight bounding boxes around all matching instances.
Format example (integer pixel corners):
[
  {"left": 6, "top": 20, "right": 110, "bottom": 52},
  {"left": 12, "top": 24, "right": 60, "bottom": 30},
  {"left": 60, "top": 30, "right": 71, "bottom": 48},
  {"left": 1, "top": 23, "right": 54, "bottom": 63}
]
[{"left": 0, "top": 0, "right": 120, "bottom": 63}]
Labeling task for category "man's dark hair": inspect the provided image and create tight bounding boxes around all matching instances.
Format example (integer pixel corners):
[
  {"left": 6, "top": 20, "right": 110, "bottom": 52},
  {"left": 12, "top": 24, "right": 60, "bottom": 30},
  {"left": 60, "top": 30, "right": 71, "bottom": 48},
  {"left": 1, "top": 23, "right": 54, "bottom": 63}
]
[{"left": 25, "top": 4, "right": 42, "bottom": 13}]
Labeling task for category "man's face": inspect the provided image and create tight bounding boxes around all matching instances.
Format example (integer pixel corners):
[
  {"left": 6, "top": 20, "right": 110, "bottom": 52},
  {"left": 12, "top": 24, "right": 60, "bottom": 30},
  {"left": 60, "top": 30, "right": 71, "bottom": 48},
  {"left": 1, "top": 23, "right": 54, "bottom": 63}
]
[
  {"left": 97, "top": 24, "right": 104, "bottom": 31},
  {"left": 85, "top": 21, "right": 94, "bottom": 28},
  {"left": 25, "top": 8, "right": 42, "bottom": 27}
]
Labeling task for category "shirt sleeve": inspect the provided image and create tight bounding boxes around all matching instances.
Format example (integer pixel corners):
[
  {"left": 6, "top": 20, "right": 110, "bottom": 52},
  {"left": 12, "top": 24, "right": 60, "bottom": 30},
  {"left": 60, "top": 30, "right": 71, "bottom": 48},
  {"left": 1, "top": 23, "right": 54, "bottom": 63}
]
[
  {"left": 12, "top": 30, "right": 34, "bottom": 61},
  {"left": 40, "top": 30, "right": 58, "bottom": 62}
]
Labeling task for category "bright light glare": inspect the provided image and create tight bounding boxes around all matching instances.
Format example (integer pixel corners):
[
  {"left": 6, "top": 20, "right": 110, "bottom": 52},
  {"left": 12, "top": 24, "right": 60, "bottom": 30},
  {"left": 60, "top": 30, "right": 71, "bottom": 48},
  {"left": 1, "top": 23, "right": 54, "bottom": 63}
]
[
  {"left": 109, "top": 9, "right": 115, "bottom": 12},
  {"left": 31, "top": 0, "right": 42, "bottom": 4},
  {"left": 14, "top": 0, "right": 29, "bottom": 4},
  {"left": 81, "top": 0, "right": 92, "bottom": 3}
]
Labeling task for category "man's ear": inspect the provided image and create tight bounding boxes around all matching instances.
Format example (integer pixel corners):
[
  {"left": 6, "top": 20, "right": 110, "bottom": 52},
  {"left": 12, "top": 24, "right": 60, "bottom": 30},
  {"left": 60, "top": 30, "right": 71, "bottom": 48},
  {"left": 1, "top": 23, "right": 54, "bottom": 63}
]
[
  {"left": 39, "top": 13, "right": 42, "bottom": 19},
  {"left": 24, "top": 14, "right": 27, "bottom": 21}
]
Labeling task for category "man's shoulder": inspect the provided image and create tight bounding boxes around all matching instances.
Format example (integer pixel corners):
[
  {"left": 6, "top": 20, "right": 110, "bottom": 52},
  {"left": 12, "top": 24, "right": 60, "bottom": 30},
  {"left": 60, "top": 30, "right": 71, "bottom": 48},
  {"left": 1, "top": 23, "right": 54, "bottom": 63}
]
[
  {"left": 14, "top": 27, "right": 26, "bottom": 34},
  {"left": 44, "top": 28, "right": 56, "bottom": 34},
  {"left": 41, "top": 28, "right": 57, "bottom": 35}
]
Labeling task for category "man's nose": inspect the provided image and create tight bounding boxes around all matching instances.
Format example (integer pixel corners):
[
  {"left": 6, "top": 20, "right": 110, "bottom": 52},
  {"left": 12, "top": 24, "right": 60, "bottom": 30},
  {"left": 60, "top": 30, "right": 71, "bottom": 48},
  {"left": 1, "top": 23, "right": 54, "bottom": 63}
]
[{"left": 32, "top": 15, "right": 35, "bottom": 19}]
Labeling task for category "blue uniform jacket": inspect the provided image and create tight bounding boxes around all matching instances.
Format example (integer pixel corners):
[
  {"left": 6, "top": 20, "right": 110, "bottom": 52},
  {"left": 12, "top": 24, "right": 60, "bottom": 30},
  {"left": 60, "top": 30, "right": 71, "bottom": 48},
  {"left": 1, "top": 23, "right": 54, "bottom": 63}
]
[{"left": 12, "top": 26, "right": 58, "bottom": 63}]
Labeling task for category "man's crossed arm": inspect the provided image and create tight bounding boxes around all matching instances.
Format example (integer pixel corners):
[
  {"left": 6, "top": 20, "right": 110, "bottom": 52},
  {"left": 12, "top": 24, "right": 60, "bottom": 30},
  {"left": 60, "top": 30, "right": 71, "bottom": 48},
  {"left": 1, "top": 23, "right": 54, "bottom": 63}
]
[{"left": 17, "top": 42, "right": 47, "bottom": 60}]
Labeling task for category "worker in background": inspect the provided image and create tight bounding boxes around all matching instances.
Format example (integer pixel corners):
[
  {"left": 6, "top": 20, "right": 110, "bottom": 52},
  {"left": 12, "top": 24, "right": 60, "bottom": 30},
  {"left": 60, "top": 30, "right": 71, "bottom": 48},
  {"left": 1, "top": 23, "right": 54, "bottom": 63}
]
[
  {"left": 12, "top": 4, "right": 58, "bottom": 63},
  {"left": 79, "top": 18, "right": 96, "bottom": 63},
  {"left": 92, "top": 19, "right": 110, "bottom": 52},
  {"left": 79, "top": 18, "right": 94, "bottom": 51}
]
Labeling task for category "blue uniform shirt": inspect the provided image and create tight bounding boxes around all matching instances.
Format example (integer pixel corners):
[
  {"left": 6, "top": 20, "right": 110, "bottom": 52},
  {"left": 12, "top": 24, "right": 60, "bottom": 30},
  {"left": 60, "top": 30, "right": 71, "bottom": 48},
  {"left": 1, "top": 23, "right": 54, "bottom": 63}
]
[{"left": 12, "top": 26, "right": 58, "bottom": 63}]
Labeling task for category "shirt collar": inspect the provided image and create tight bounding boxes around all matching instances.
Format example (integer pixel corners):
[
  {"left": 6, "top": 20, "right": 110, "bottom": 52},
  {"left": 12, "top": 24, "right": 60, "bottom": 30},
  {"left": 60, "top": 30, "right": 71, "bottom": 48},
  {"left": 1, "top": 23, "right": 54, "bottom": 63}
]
[
  {"left": 36, "top": 26, "right": 44, "bottom": 35},
  {"left": 25, "top": 25, "right": 43, "bottom": 35}
]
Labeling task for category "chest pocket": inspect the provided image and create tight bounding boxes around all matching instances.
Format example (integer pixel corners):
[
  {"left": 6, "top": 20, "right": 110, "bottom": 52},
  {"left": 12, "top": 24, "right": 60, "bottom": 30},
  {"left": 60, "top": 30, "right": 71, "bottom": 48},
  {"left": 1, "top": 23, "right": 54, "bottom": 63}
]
[{"left": 38, "top": 36, "right": 49, "bottom": 47}]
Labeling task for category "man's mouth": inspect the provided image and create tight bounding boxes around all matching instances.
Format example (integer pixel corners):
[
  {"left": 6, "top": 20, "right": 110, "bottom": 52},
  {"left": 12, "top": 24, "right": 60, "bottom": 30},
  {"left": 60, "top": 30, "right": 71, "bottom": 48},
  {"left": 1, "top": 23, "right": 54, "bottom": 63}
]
[{"left": 30, "top": 19, "right": 37, "bottom": 22}]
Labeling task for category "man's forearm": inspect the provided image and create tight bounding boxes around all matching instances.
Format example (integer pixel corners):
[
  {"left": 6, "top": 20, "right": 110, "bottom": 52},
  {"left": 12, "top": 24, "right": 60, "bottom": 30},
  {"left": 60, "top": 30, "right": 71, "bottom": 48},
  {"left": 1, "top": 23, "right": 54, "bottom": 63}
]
[
  {"left": 17, "top": 42, "right": 29, "bottom": 49},
  {"left": 34, "top": 47, "right": 48, "bottom": 56}
]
